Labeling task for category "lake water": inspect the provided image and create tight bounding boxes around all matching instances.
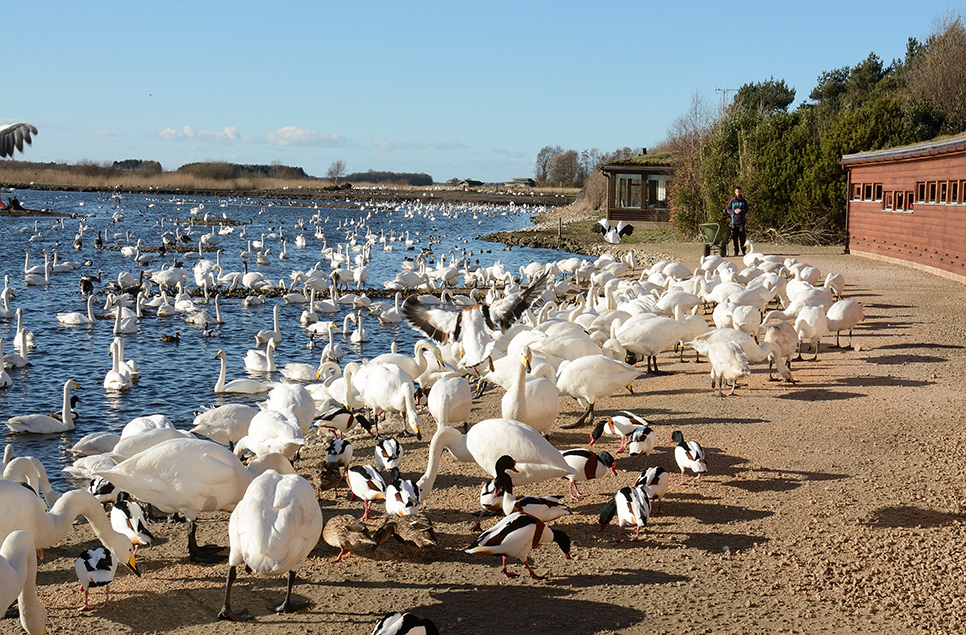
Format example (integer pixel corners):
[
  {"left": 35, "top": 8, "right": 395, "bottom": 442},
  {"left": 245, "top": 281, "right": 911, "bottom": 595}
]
[{"left": 0, "top": 188, "right": 578, "bottom": 490}]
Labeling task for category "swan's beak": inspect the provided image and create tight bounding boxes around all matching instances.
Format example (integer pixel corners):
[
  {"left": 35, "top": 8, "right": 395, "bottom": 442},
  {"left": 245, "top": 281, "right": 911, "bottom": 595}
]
[
  {"left": 75, "top": 382, "right": 82, "bottom": 390},
  {"left": 127, "top": 553, "right": 141, "bottom": 577}
]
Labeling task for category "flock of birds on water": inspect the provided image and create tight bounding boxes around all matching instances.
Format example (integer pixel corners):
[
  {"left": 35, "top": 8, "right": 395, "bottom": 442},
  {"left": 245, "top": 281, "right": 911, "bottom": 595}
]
[{"left": 0, "top": 123, "right": 867, "bottom": 635}]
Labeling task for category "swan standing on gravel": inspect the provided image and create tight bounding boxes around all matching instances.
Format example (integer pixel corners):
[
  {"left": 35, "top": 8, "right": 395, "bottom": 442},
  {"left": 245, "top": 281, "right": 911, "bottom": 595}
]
[
  {"left": 416, "top": 419, "right": 575, "bottom": 502},
  {"left": 218, "top": 470, "right": 322, "bottom": 621},
  {"left": 94, "top": 438, "right": 294, "bottom": 563},
  {"left": 501, "top": 345, "right": 559, "bottom": 436},
  {"left": 0, "top": 480, "right": 139, "bottom": 577}
]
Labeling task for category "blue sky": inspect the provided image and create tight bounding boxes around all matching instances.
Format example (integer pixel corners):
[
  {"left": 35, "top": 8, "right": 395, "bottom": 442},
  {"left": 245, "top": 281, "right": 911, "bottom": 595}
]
[{"left": 3, "top": 1, "right": 955, "bottom": 182}]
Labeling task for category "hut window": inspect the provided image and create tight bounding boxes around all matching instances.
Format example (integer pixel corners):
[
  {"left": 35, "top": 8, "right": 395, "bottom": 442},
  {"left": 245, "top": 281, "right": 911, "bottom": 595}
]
[
  {"left": 852, "top": 184, "right": 862, "bottom": 200},
  {"left": 863, "top": 184, "right": 873, "bottom": 200},
  {"left": 952, "top": 181, "right": 960, "bottom": 204},
  {"left": 941, "top": 182, "right": 948, "bottom": 203},
  {"left": 928, "top": 182, "right": 937, "bottom": 203},
  {"left": 874, "top": 184, "right": 882, "bottom": 201},
  {"left": 646, "top": 175, "right": 668, "bottom": 209},
  {"left": 895, "top": 192, "right": 904, "bottom": 210},
  {"left": 917, "top": 182, "right": 926, "bottom": 202},
  {"left": 883, "top": 192, "right": 893, "bottom": 210},
  {"left": 615, "top": 174, "right": 642, "bottom": 209}
]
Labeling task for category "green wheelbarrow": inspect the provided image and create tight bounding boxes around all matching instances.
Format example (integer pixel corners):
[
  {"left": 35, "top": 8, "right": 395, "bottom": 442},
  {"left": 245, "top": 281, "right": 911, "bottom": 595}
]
[{"left": 699, "top": 220, "right": 731, "bottom": 257}]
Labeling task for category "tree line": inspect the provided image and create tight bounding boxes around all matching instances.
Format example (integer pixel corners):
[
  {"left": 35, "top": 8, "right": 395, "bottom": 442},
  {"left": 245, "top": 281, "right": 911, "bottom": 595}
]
[
  {"left": 533, "top": 10, "right": 966, "bottom": 242},
  {"left": 665, "top": 10, "right": 966, "bottom": 241}
]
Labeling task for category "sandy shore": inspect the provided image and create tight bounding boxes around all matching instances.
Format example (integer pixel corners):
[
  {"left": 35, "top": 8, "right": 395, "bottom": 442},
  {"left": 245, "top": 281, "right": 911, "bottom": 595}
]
[{"left": 13, "top": 241, "right": 966, "bottom": 635}]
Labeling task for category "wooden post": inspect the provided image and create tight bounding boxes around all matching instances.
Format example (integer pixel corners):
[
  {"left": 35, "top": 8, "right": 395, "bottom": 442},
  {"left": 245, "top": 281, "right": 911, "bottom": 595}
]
[{"left": 558, "top": 219, "right": 562, "bottom": 238}]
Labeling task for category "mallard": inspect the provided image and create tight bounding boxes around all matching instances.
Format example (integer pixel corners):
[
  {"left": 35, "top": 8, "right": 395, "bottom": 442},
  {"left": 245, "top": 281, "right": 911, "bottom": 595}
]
[
  {"left": 372, "top": 513, "right": 437, "bottom": 557},
  {"left": 323, "top": 514, "right": 375, "bottom": 563}
]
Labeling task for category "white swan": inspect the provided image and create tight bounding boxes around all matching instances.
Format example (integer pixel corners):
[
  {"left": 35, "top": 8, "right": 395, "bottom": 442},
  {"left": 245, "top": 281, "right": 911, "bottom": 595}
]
[
  {"left": 233, "top": 408, "right": 304, "bottom": 460},
  {"left": 349, "top": 310, "right": 369, "bottom": 343},
  {"left": 377, "top": 291, "right": 403, "bottom": 324},
  {"left": 370, "top": 340, "right": 440, "bottom": 382},
  {"left": 707, "top": 340, "right": 751, "bottom": 396},
  {"left": 57, "top": 295, "right": 98, "bottom": 326},
  {"left": 795, "top": 305, "right": 829, "bottom": 360},
  {"left": 113, "top": 299, "right": 138, "bottom": 334},
  {"left": 104, "top": 339, "right": 133, "bottom": 391},
  {"left": 0, "top": 531, "right": 45, "bottom": 635},
  {"left": 13, "top": 308, "right": 35, "bottom": 351},
  {"left": 555, "top": 356, "right": 640, "bottom": 427},
  {"left": 501, "top": 345, "right": 559, "bottom": 435},
  {"left": 6, "top": 379, "right": 80, "bottom": 433},
  {"left": 255, "top": 305, "right": 282, "bottom": 346},
  {"left": 427, "top": 376, "right": 472, "bottom": 429},
  {"left": 190, "top": 403, "right": 259, "bottom": 447},
  {"left": 353, "top": 362, "right": 420, "bottom": 439},
  {"left": 113, "top": 336, "right": 139, "bottom": 380},
  {"left": 244, "top": 339, "right": 277, "bottom": 373},
  {"left": 94, "top": 438, "right": 294, "bottom": 562},
  {"left": 416, "top": 418, "right": 575, "bottom": 502},
  {"left": 320, "top": 321, "right": 343, "bottom": 363},
  {"left": 218, "top": 470, "right": 322, "bottom": 621},
  {"left": 214, "top": 350, "right": 271, "bottom": 394},
  {"left": 825, "top": 299, "right": 864, "bottom": 348},
  {"left": 0, "top": 480, "right": 138, "bottom": 575}
]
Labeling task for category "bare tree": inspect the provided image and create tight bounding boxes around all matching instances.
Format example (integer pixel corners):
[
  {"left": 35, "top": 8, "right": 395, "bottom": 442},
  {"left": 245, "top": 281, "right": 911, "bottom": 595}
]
[
  {"left": 906, "top": 9, "right": 966, "bottom": 133},
  {"left": 327, "top": 160, "right": 347, "bottom": 184},
  {"left": 534, "top": 145, "right": 562, "bottom": 184}
]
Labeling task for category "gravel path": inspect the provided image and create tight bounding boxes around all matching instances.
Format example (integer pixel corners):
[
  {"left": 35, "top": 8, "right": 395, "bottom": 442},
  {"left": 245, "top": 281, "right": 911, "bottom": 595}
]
[{"left": 19, "top": 243, "right": 966, "bottom": 635}]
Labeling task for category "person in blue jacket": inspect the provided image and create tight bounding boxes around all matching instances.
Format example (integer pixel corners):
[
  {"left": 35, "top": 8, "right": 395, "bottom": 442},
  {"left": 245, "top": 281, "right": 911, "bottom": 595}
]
[{"left": 726, "top": 187, "right": 748, "bottom": 256}]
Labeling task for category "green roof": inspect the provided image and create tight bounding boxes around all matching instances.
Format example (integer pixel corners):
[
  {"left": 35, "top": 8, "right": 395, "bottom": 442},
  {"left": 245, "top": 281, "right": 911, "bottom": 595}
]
[{"left": 603, "top": 152, "right": 675, "bottom": 167}]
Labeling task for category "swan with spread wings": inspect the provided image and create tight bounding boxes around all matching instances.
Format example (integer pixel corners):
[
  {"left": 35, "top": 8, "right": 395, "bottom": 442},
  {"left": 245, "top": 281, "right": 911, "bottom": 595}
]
[{"left": 401, "top": 271, "right": 549, "bottom": 370}]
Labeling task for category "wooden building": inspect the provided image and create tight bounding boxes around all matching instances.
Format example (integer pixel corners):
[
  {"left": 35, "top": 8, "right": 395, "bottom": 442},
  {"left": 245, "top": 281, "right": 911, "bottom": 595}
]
[
  {"left": 601, "top": 152, "right": 674, "bottom": 222},
  {"left": 841, "top": 133, "right": 966, "bottom": 284}
]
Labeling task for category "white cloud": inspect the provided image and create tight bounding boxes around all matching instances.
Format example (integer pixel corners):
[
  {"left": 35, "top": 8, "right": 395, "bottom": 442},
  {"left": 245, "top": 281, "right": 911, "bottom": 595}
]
[
  {"left": 92, "top": 129, "right": 113, "bottom": 138},
  {"left": 265, "top": 126, "right": 346, "bottom": 147},
  {"left": 158, "top": 126, "right": 245, "bottom": 143},
  {"left": 372, "top": 137, "right": 465, "bottom": 151}
]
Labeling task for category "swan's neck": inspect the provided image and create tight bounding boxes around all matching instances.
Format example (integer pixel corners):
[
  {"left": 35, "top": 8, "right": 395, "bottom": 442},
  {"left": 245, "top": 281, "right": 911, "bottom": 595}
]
[
  {"left": 61, "top": 382, "right": 74, "bottom": 427},
  {"left": 215, "top": 355, "right": 227, "bottom": 392},
  {"left": 2, "top": 533, "right": 45, "bottom": 635},
  {"left": 39, "top": 490, "right": 116, "bottom": 549},
  {"left": 416, "top": 426, "right": 470, "bottom": 501}
]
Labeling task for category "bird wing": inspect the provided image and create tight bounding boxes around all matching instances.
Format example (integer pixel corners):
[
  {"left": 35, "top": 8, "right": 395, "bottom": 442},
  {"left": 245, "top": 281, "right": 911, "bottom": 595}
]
[
  {"left": 0, "top": 123, "right": 38, "bottom": 158},
  {"left": 401, "top": 295, "right": 459, "bottom": 343},
  {"left": 487, "top": 271, "right": 550, "bottom": 330},
  {"left": 617, "top": 220, "right": 634, "bottom": 237}
]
